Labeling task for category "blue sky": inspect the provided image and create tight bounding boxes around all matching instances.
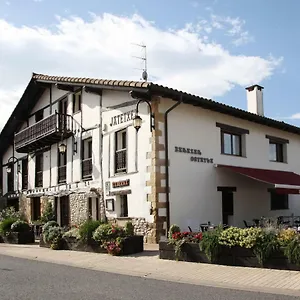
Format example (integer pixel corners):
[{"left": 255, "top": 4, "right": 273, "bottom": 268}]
[{"left": 0, "top": 0, "right": 299, "bottom": 127}]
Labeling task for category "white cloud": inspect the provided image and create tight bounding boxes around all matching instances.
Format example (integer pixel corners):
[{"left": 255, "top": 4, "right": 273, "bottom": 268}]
[
  {"left": 0, "top": 12, "right": 282, "bottom": 129},
  {"left": 285, "top": 113, "right": 300, "bottom": 120}
]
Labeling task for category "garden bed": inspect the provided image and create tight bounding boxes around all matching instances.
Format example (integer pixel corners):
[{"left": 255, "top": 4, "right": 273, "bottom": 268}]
[
  {"left": 3, "top": 231, "right": 35, "bottom": 244},
  {"left": 159, "top": 241, "right": 300, "bottom": 271},
  {"left": 40, "top": 235, "right": 144, "bottom": 255}
]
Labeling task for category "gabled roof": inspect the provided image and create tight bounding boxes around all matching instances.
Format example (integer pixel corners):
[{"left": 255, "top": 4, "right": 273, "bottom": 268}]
[{"left": 1, "top": 72, "right": 300, "bottom": 156}]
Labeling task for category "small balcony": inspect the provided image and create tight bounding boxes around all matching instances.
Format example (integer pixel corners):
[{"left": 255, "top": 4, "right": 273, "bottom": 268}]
[{"left": 15, "top": 113, "right": 74, "bottom": 153}]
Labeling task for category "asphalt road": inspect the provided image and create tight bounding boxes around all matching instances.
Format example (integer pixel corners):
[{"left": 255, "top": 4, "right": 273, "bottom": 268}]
[{"left": 0, "top": 254, "right": 297, "bottom": 300}]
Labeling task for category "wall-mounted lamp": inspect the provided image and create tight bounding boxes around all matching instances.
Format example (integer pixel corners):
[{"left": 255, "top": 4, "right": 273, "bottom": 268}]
[
  {"left": 58, "top": 143, "right": 67, "bottom": 154},
  {"left": 130, "top": 91, "right": 155, "bottom": 132},
  {"left": 73, "top": 140, "right": 78, "bottom": 154},
  {"left": 6, "top": 156, "right": 19, "bottom": 174}
]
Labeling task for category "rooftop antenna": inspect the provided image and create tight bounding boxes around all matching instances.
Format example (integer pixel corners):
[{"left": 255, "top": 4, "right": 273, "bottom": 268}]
[{"left": 131, "top": 43, "right": 148, "bottom": 81}]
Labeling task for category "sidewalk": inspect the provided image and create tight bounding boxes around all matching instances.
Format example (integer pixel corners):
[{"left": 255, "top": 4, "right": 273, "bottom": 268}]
[{"left": 0, "top": 243, "right": 300, "bottom": 297}]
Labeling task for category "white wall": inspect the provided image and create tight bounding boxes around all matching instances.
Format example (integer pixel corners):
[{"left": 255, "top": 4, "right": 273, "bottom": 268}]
[
  {"left": 159, "top": 99, "right": 300, "bottom": 231},
  {"left": 102, "top": 90, "right": 152, "bottom": 222}
]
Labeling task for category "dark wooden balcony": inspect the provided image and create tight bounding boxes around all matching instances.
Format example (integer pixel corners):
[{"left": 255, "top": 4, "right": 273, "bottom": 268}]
[
  {"left": 82, "top": 158, "right": 92, "bottom": 180},
  {"left": 115, "top": 149, "right": 127, "bottom": 173},
  {"left": 58, "top": 165, "right": 67, "bottom": 184},
  {"left": 15, "top": 113, "right": 74, "bottom": 153}
]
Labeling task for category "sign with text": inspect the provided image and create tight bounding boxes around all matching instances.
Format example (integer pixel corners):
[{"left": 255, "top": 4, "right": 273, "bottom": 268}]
[
  {"left": 110, "top": 110, "right": 135, "bottom": 127},
  {"left": 112, "top": 179, "right": 130, "bottom": 188},
  {"left": 174, "top": 146, "right": 213, "bottom": 164}
]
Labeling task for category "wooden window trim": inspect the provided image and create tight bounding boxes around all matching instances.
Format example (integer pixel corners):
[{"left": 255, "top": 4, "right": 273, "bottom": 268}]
[
  {"left": 265, "top": 135, "right": 289, "bottom": 144},
  {"left": 216, "top": 122, "right": 249, "bottom": 135},
  {"left": 217, "top": 186, "right": 237, "bottom": 192}
]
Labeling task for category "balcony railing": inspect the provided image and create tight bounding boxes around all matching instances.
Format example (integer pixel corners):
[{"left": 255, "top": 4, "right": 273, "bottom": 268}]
[
  {"left": 58, "top": 165, "right": 67, "bottom": 184},
  {"left": 82, "top": 158, "right": 92, "bottom": 180},
  {"left": 35, "top": 171, "right": 43, "bottom": 188},
  {"left": 115, "top": 149, "right": 127, "bottom": 173},
  {"left": 15, "top": 113, "right": 74, "bottom": 153}
]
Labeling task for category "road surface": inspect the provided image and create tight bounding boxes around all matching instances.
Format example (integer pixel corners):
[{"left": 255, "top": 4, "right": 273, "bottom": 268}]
[{"left": 0, "top": 254, "right": 297, "bottom": 300}]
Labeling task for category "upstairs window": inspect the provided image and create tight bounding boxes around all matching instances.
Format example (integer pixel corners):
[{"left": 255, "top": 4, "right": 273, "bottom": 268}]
[
  {"left": 216, "top": 123, "right": 249, "bottom": 157},
  {"left": 58, "top": 147, "right": 67, "bottom": 184},
  {"left": 35, "top": 152, "right": 43, "bottom": 188},
  {"left": 221, "top": 131, "right": 241, "bottom": 156},
  {"left": 73, "top": 92, "right": 82, "bottom": 114},
  {"left": 35, "top": 110, "right": 43, "bottom": 122},
  {"left": 21, "top": 158, "right": 28, "bottom": 190},
  {"left": 266, "top": 135, "right": 288, "bottom": 163},
  {"left": 82, "top": 138, "right": 92, "bottom": 180},
  {"left": 115, "top": 129, "right": 127, "bottom": 173}
]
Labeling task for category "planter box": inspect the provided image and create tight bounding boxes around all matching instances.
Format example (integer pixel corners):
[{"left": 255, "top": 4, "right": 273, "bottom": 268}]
[
  {"left": 121, "top": 235, "right": 144, "bottom": 255},
  {"left": 40, "top": 235, "right": 144, "bottom": 255},
  {"left": 3, "top": 231, "right": 35, "bottom": 244},
  {"left": 159, "top": 241, "right": 300, "bottom": 271},
  {"left": 63, "top": 237, "right": 107, "bottom": 253}
]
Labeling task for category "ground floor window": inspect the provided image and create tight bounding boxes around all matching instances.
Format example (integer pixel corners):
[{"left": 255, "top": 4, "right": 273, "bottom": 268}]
[
  {"left": 270, "top": 191, "right": 289, "bottom": 210},
  {"left": 120, "top": 195, "right": 128, "bottom": 217},
  {"left": 60, "top": 196, "right": 70, "bottom": 227}
]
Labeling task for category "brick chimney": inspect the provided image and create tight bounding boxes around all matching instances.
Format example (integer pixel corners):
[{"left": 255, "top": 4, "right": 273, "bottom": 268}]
[{"left": 245, "top": 84, "right": 264, "bottom": 116}]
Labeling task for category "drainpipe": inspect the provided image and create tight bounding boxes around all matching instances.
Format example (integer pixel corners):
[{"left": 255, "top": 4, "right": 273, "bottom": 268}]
[{"left": 164, "top": 95, "right": 182, "bottom": 232}]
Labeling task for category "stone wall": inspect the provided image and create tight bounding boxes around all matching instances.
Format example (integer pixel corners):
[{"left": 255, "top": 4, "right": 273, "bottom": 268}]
[
  {"left": 110, "top": 217, "right": 157, "bottom": 243},
  {"left": 19, "top": 194, "right": 31, "bottom": 222},
  {"left": 70, "top": 193, "right": 88, "bottom": 225}
]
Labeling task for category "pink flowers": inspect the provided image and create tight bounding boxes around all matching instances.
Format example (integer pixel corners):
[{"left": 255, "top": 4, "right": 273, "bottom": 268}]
[{"left": 106, "top": 241, "right": 121, "bottom": 255}]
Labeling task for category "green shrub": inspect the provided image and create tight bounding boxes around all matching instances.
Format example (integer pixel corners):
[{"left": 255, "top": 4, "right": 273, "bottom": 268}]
[
  {"left": 124, "top": 221, "right": 134, "bottom": 236},
  {"left": 283, "top": 235, "right": 300, "bottom": 266},
  {"left": 40, "top": 202, "right": 56, "bottom": 223},
  {"left": 200, "top": 226, "right": 222, "bottom": 263},
  {"left": 0, "top": 218, "right": 18, "bottom": 234},
  {"left": 11, "top": 220, "right": 30, "bottom": 232},
  {"left": 0, "top": 207, "right": 21, "bottom": 222},
  {"left": 63, "top": 227, "right": 80, "bottom": 240},
  {"left": 79, "top": 219, "right": 103, "bottom": 242},
  {"left": 93, "top": 223, "right": 125, "bottom": 243},
  {"left": 42, "top": 221, "right": 58, "bottom": 233},
  {"left": 44, "top": 226, "right": 63, "bottom": 244},
  {"left": 253, "top": 230, "right": 279, "bottom": 267},
  {"left": 168, "top": 224, "right": 181, "bottom": 240}
]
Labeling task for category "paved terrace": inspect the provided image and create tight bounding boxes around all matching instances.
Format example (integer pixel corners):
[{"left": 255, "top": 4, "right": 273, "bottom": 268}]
[{"left": 0, "top": 243, "right": 299, "bottom": 297}]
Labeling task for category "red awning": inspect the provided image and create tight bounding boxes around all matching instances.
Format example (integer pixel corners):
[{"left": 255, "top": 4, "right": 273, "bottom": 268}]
[{"left": 215, "top": 164, "right": 300, "bottom": 194}]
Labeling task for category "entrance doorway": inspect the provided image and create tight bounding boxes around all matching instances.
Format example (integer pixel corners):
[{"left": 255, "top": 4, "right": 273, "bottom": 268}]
[
  {"left": 60, "top": 196, "right": 70, "bottom": 227},
  {"left": 31, "top": 197, "right": 41, "bottom": 221},
  {"left": 222, "top": 191, "right": 234, "bottom": 226}
]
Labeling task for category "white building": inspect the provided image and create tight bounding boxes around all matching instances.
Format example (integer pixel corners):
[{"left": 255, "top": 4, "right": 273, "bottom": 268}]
[{"left": 1, "top": 73, "right": 300, "bottom": 243}]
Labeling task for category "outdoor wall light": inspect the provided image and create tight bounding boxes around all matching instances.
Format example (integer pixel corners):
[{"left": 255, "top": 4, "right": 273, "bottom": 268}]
[
  {"left": 73, "top": 140, "right": 78, "bottom": 154},
  {"left": 58, "top": 143, "right": 67, "bottom": 154},
  {"left": 6, "top": 156, "right": 18, "bottom": 174},
  {"left": 131, "top": 96, "right": 155, "bottom": 132}
]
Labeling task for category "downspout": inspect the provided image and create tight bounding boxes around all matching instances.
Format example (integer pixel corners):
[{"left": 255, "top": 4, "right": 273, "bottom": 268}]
[
  {"left": 49, "top": 85, "right": 52, "bottom": 187},
  {"left": 98, "top": 91, "right": 107, "bottom": 223},
  {"left": 164, "top": 95, "right": 182, "bottom": 232}
]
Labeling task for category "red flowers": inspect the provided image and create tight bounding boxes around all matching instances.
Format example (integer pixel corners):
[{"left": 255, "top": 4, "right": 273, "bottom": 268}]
[{"left": 171, "top": 231, "right": 203, "bottom": 243}]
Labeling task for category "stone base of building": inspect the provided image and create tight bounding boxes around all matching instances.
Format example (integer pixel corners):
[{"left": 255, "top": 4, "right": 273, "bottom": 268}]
[
  {"left": 18, "top": 188, "right": 105, "bottom": 226},
  {"left": 110, "top": 217, "right": 164, "bottom": 244}
]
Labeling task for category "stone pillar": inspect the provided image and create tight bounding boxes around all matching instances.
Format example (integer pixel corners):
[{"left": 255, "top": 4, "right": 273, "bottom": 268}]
[
  {"left": 19, "top": 194, "right": 31, "bottom": 222},
  {"left": 69, "top": 193, "right": 88, "bottom": 225}
]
